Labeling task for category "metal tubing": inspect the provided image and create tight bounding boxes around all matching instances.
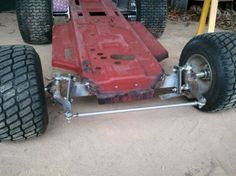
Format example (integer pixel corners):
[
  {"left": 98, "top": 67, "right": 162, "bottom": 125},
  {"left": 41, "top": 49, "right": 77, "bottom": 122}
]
[
  {"left": 176, "top": 67, "right": 183, "bottom": 94},
  {"left": 76, "top": 102, "right": 201, "bottom": 117},
  {"left": 196, "top": 72, "right": 206, "bottom": 79},
  {"left": 197, "top": 0, "right": 211, "bottom": 35},
  {"left": 66, "top": 74, "right": 73, "bottom": 101}
]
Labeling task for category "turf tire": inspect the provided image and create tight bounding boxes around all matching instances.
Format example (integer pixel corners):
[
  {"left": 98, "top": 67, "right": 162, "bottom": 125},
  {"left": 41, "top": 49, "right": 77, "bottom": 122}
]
[
  {"left": 16, "top": 0, "right": 53, "bottom": 44},
  {"left": 136, "top": 0, "right": 168, "bottom": 38},
  {"left": 0, "top": 45, "right": 48, "bottom": 141},
  {"left": 179, "top": 32, "right": 236, "bottom": 112}
]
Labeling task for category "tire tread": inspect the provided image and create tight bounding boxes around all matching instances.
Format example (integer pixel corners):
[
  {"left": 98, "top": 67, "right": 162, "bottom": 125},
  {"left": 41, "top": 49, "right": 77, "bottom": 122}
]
[
  {"left": 16, "top": 0, "right": 52, "bottom": 44},
  {"left": 138, "top": 0, "right": 167, "bottom": 38},
  {"left": 180, "top": 32, "right": 236, "bottom": 112},
  {"left": 0, "top": 45, "right": 48, "bottom": 141}
]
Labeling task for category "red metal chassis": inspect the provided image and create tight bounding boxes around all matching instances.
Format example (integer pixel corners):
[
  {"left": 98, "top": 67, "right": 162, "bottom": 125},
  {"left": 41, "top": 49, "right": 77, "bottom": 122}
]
[{"left": 52, "top": 0, "right": 168, "bottom": 104}]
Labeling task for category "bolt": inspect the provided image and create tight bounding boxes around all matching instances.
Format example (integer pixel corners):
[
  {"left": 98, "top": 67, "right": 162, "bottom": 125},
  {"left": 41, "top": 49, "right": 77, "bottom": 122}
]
[
  {"left": 182, "top": 84, "right": 190, "bottom": 91},
  {"left": 172, "top": 88, "right": 177, "bottom": 92},
  {"left": 134, "top": 83, "right": 138, "bottom": 87},
  {"left": 65, "top": 111, "right": 73, "bottom": 123},
  {"left": 115, "top": 85, "right": 119, "bottom": 89},
  {"left": 65, "top": 111, "right": 73, "bottom": 117},
  {"left": 184, "top": 65, "right": 192, "bottom": 71}
]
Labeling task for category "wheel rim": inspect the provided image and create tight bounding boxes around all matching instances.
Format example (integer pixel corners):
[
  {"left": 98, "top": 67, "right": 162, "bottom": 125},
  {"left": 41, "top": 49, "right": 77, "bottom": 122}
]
[{"left": 186, "top": 54, "right": 213, "bottom": 96}]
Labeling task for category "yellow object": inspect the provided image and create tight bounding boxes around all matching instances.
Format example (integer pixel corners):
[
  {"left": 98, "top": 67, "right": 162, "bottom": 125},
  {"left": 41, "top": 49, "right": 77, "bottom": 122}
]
[
  {"left": 208, "top": 0, "right": 219, "bottom": 32},
  {"left": 197, "top": 0, "right": 211, "bottom": 35}
]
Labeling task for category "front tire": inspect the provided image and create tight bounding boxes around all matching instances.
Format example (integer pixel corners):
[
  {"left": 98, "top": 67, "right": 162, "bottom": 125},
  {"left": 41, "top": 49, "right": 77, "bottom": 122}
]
[
  {"left": 0, "top": 45, "right": 48, "bottom": 141},
  {"left": 179, "top": 32, "right": 236, "bottom": 112}
]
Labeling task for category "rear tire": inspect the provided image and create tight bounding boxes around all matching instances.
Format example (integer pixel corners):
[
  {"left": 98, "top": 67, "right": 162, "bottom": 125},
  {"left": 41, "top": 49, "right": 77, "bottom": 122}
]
[
  {"left": 16, "top": 0, "right": 53, "bottom": 44},
  {"left": 179, "top": 32, "right": 236, "bottom": 112},
  {"left": 116, "top": 0, "right": 168, "bottom": 38},
  {"left": 136, "top": 0, "right": 168, "bottom": 38},
  {"left": 170, "top": 0, "right": 188, "bottom": 13},
  {"left": 0, "top": 45, "right": 48, "bottom": 141}
]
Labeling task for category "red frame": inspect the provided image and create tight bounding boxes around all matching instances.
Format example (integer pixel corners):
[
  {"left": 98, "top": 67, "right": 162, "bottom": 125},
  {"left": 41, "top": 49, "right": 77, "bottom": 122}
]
[{"left": 52, "top": 0, "right": 168, "bottom": 103}]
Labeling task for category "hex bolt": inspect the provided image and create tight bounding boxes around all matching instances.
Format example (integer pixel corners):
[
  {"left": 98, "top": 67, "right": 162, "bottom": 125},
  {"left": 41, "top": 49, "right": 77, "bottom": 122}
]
[
  {"left": 172, "top": 88, "right": 177, "bottom": 92},
  {"left": 65, "top": 111, "right": 73, "bottom": 122}
]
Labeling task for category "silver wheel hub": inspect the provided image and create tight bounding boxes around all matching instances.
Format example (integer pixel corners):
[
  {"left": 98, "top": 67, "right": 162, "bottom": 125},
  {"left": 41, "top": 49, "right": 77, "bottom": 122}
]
[{"left": 184, "top": 54, "right": 212, "bottom": 98}]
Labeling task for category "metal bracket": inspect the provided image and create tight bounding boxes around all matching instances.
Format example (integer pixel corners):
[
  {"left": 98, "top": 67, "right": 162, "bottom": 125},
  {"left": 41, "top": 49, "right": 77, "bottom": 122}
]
[
  {"left": 47, "top": 72, "right": 91, "bottom": 121},
  {"left": 161, "top": 65, "right": 207, "bottom": 106},
  {"left": 173, "top": 65, "right": 192, "bottom": 94},
  {"left": 159, "top": 65, "right": 191, "bottom": 100},
  {"left": 53, "top": 6, "right": 71, "bottom": 20},
  {"left": 175, "top": 64, "right": 207, "bottom": 105},
  {"left": 51, "top": 73, "right": 74, "bottom": 121}
]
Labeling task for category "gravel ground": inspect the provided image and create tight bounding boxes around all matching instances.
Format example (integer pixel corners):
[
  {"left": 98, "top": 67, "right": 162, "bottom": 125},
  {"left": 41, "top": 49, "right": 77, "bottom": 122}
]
[{"left": 0, "top": 12, "right": 236, "bottom": 176}]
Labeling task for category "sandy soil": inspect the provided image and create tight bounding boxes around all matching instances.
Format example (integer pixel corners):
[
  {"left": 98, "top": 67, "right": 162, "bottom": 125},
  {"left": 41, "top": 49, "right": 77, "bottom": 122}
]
[{"left": 0, "top": 12, "right": 236, "bottom": 176}]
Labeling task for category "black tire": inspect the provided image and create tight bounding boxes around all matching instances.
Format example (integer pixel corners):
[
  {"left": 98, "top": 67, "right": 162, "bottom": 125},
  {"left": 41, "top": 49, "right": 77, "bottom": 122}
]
[
  {"left": 0, "top": 45, "right": 48, "bottom": 141},
  {"left": 136, "top": 0, "right": 168, "bottom": 38},
  {"left": 116, "top": 0, "right": 168, "bottom": 38},
  {"left": 179, "top": 32, "right": 236, "bottom": 112},
  {"left": 16, "top": 0, "right": 53, "bottom": 44}
]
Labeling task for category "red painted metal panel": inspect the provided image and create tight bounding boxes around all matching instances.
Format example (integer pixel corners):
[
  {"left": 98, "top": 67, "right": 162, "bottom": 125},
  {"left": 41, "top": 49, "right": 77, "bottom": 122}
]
[
  {"left": 52, "top": 0, "right": 168, "bottom": 103},
  {"left": 129, "top": 21, "right": 168, "bottom": 62}
]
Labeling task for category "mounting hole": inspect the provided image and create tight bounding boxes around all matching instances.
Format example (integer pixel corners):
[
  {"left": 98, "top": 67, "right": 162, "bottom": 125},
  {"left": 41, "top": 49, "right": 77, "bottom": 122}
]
[
  {"left": 89, "top": 12, "right": 106, "bottom": 16},
  {"left": 75, "top": 0, "right": 79, "bottom": 5},
  {"left": 100, "top": 56, "right": 107, "bottom": 60},
  {"left": 90, "top": 48, "right": 95, "bottom": 51},
  {"left": 115, "top": 11, "right": 119, "bottom": 16},
  {"left": 114, "top": 61, "right": 121, "bottom": 65},
  {"left": 95, "top": 67, "right": 102, "bottom": 70},
  {"left": 97, "top": 53, "right": 103, "bottom": 56}
]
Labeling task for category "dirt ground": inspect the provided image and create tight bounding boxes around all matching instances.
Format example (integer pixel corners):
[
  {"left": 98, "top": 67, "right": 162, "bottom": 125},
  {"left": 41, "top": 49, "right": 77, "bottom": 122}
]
[{"left": 0, "top": 12, "right": 236, "bottom": 176}]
